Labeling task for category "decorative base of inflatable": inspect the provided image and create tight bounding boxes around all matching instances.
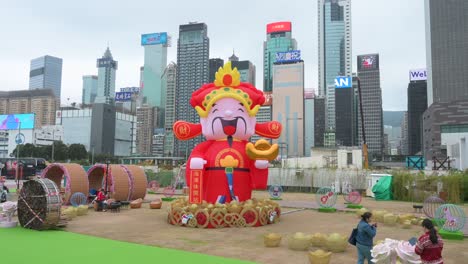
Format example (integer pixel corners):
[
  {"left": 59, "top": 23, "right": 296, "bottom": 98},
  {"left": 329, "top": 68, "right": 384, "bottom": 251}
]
[
  {"left": 167, "top": 197, "right": 281, "bottom": 228},
  {"left": 0, "top": 221, "right": 18, "bottom": 228},
  {"left": 346, "top": 204, "right": 363, "bottom": 209},
  {"left": 438, "top": 229, "right": 464, "bottom": 240},
  {"left": 318, "top": 207, "right": 337, "bottom": 213},
  {"left": 162, "top": 197, "right": 176, "bottom": 202},
  {"left": 270, "top": 197, "right": 283, "bottom": 201}
]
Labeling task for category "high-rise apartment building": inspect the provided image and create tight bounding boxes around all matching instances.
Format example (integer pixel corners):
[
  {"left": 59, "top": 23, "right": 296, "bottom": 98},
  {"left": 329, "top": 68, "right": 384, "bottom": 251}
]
[
  {"left": 357, "top": 54, "right": 383, "bottom": 158},
  {"left": 230, "top": 53, "right": 256, "bottom": 86},
  {"left": 174, "top": 22, "right": 209, "bottom": 158},
  {"left": 407, "top": 70, "right": 427, "bottom": 155},
  {"left": 400, "top": 112, "right": 409, "bottom": 155},
  {"left": 304, "top": 91, "right": 315, "bottom": 156},
  {"left": 272, "top": 61, "right": 305, "bottom": 157},
  {"left": 0, "top": 89, "right": 57, "bottom": 127},
  {"left": 318, "top": 0, "right": 352, "bottom": 130},
  {"left": 95, "top": 47, "right": 118, "bottom": 104},
  {"left": 29, "top": 55, "right": 63, "bottom": 100},
  {"left": 425, "top": 0, "right": 468, "bottom": 106},
  {"left": 141, "top": 32, "right": 169, "bottom": 127},
  {"left": 209, "top": 58, "right": 224, "bottom": 82},
  {"left": 163, "top": 62, "right": 177, "bottom": 156},
  {"left": 136, "top": 105, "right": 157, "bottom": 155},
  {"left": 82, "top": 75, "right": 98, "bottom": 105},
  {"left": 263, "top": 21, "right": 297, "bottom": 92}
]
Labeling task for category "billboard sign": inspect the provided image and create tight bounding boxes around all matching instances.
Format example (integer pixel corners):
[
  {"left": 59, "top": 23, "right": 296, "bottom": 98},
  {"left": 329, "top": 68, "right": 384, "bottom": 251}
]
[
  {"left": 409, "top": 68, "right": 427, "bottom": 81},
  {"left": 115, "top": 92, "right": 132, "bottom": 102},
  {"left": 0, "top": 113, "right": 35, "bottom": 130},
  {"left": 335, "top": 76, "right": 352, "bottom": 88},
  {"left": 266, "top": 22, "right": 292, "bottom": 33},
  {"left": 120, "top": 87, "right": 140, "bottom": 93},
  {"left": 358, "top": 54, "right": 379, "bottom": 70},
  {"left": 275, "top": 50, "right": 301, "bottom": 63},
  {"left": 263, "top": 92, "right": 273, "bottom": 106},
  {"left": 141, "top": 32, "right": 167, "bottom": 46}
]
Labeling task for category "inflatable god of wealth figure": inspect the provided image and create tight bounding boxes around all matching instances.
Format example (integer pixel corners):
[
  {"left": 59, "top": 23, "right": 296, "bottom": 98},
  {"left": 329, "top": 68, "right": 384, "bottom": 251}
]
[{"left": 173, "top": 62, "right": 282, "bottom": 204}]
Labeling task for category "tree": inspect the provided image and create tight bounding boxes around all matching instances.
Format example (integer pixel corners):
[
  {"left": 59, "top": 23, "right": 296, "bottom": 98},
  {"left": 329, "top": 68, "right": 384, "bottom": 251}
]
[
  {"left": 12, "top": 143, "right": 35, "bottom": 157},
  {"left": 51, "top": 141, "right": 68, "bottom": 161},
  {"left": 68, "top": 144, "right": 88, "bottom": 160}
]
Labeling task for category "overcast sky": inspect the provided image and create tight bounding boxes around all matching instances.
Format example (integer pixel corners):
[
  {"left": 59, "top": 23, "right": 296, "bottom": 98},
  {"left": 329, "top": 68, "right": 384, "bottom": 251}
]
[{"left": 0, "top": 0, "right": 426, "bottom": 111}]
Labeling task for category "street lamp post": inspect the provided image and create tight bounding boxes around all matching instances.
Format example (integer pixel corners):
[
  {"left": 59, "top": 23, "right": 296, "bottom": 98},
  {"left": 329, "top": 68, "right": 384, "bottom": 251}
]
[
  {"left": 15, "top": 121, "right": 21, "bottom": 190},
  {"left": 356, "top": 77, "right": 369, "bottom": 169},
  {"left": 105, "top": 160, "right": 110, "bottom": 195}
]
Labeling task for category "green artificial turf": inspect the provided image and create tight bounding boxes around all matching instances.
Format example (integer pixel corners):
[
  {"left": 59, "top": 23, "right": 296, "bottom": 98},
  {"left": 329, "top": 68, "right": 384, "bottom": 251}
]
[
  {"left": 0, "top": 227, "right": 254, "bottom": 264},
  {"left": 318, "top": 207, "right": 337, "bottom": 213}
]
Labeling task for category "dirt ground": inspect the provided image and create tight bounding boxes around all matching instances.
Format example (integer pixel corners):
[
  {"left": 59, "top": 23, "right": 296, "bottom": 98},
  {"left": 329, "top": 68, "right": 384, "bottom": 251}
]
[{"left": 61, "top": 191, "right": 468, "bottom": 264}]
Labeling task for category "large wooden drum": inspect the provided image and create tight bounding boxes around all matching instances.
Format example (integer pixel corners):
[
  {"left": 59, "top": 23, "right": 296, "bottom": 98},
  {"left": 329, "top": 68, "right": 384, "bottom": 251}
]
[{"left": 18, "top": 179, "right": 61, "bottom": 230}]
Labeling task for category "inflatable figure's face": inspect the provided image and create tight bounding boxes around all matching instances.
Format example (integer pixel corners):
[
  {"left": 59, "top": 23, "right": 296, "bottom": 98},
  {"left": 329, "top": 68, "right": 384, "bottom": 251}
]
[{"left": 200, "top": 98, "right": 256, "bottom": 141}]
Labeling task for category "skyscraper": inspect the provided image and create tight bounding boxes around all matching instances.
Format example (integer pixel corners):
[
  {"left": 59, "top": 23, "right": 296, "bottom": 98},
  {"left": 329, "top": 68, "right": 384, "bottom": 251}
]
[
  {"left": 209, "top": 58, "right": 224, "bottom": 82},
  {"left": 318, "top": 0, "right": 352, "bottom": 130},
  {"left": 425, "top": 0, "right": 468, "bottom": 106},
  {"left": 174, "top": 22, "right": 209, "bottom": 157},
  {"left": 229, "top": 52, "right": 256, "bottom": 86},
  {"left": 136, "top": 105, "right": 157, "bottom": 155},
  {"left": 314, "top": 97, "right": 326, "bottom": 147},
  {"left": 29, "top": 55, "right": 63, "bottom": 100},
  {"left": 95, "top": 47, "right": 118, "bottom": 104},
  {"left": 263, "top": 21, "right": 297, "bottom": 92},
  {"left": 335, "top": 76, "right": 357, "bottom": 146},
  {"left": 163, "top": 62, "right": 177, "bottom": 156},
  {"left": 304, "top": 91, "right": 315, "bottom": 156},
  {"left": 82, "top": 75, "right": 98, "bottom": 105},
  {"left": 141, "top": 32, "right": 169, "bottom": 127},
  {"left": 357, "top": 54, "right": 383, "bottom": 158},
  {"left": 407, "top": 70, "right": 427, "bottom": 155},
  {"left": 272, "top": 61, "right": 305, "bottom": 157}
]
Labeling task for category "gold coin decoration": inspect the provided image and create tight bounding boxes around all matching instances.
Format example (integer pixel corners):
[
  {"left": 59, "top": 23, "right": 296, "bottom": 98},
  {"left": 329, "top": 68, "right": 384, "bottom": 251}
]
[{"left": 167, "top": 197, "right": 280, "bottom": 228}]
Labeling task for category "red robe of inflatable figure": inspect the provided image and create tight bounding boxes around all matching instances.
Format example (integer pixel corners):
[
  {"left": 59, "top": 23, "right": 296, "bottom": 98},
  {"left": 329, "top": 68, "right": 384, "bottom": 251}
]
[{"left": 174, "top": 62, "right": 281, "bottom": 204}]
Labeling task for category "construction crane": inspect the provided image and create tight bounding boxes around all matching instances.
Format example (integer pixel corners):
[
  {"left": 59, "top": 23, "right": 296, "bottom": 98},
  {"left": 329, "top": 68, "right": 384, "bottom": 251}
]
[{"left": 356, "top": 77, "right": 369, "bottom": 169}]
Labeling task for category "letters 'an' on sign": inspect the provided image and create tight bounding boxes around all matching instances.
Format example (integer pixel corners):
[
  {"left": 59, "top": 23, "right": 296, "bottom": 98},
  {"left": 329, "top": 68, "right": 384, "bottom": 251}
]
[{"left": 335, "top": 76, "right": 352, "bottom": 88}]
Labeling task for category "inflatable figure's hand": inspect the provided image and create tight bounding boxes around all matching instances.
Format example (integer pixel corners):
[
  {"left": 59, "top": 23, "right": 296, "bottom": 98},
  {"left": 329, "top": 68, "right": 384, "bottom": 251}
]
[
  {"left": 255, "top": 160, "right": 269, "bottom": 169},
  {"left": 190, "top": 158, "right": 207, "bottom": 170}
]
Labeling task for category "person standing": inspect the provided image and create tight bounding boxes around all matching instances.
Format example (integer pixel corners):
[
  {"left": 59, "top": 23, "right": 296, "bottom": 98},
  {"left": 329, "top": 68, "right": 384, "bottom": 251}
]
[
  {"left": 415, "top": 219, "right": 444, "bottom": 264},
  {"left": 356, "top": 212, "right": 377, "bottom": 264}
]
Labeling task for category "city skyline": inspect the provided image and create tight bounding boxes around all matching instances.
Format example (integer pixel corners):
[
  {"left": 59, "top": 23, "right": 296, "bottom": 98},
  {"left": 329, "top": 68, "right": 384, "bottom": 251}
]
[{"left": 0, "top": 0, "right": 426, "bottom": 111}]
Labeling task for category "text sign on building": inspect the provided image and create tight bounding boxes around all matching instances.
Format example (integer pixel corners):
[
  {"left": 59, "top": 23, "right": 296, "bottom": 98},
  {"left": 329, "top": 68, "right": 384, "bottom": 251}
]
[
  {"left": 0, "top": 113, "right": 35, "bottom": 130},
  {"left": 266, "top": 22, "right": 292, "bottom": 33},
  {"left": 120, "top": 87, "right": 140, "bottom": 93},
  {"left": 115, "top": 92, "right": 132, "bottom": 102},
  {"left": 335, "top": 76, "right": 352, "bottom": 88},
  {"left": 141, "top": 32, "right": 167, "bottom": 46},
  {"left": 275, "top": 50, "right": 301, "bottom": 63},
  {"left": 409, "top": 69, "right": 427, "bottom": 81}
]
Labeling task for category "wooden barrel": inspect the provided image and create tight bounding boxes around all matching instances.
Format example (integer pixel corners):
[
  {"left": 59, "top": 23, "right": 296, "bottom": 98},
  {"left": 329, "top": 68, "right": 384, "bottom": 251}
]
[
  {"left": 18, "top": 179, "right": 61, "bottom": 230},
  {"left": 41, "top": 163, "right": 89, "bottom": 204},
  {"left": 87, "top": 164, "right": 147, "bottom": 201},
  {"left": 106, "top": 165, "right": 130, "bottom": 201},
  {"left": 125, "top": 165, "right": 147, "bottom": 200},
  {"left": 87, "top": 164, "right": 105, "bottom": 194}
]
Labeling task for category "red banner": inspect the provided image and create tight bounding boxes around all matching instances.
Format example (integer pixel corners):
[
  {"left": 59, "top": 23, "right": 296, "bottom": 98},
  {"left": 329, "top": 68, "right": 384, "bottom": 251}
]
[{"left": 189, "top": 170, "right": 203, "bottom": 204}]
